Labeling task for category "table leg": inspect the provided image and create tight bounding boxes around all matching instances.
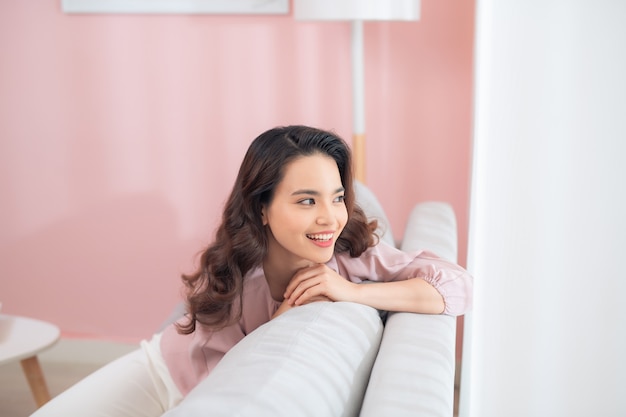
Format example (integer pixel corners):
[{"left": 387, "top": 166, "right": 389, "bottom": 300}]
[{"left": 20, "top": 355, "right": 51, "bottom": 407}]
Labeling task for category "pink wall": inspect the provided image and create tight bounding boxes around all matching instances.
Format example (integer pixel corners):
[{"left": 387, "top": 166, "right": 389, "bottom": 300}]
[{"left": 0, "top": 1, "right": 474, "bottom": 342}]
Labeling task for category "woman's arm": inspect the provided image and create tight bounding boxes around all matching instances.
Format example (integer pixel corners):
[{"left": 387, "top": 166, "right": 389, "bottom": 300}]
[
  {"left": 352, "top": 278, "right": 445, "bottom": 314},
  {"left": 284, "top": 243, "right": 473, "bottom": 316},
  {"left": 283, "top": 264, "right": 445, "bottom": 315}
]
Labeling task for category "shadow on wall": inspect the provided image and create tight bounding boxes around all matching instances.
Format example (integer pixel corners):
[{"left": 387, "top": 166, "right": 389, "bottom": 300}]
[{"left": 0, "top": 193, "right": 202, "bottom": 341}]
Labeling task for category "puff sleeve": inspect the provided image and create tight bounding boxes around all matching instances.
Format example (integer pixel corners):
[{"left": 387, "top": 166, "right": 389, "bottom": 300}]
[{"left": 333, "top": 241, "right": 473, "bottom": 316}]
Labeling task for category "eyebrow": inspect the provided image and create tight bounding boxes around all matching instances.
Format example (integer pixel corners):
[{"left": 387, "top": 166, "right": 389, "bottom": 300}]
[{"left": 291, "top": 187, "right": 345, "bottom": 196}]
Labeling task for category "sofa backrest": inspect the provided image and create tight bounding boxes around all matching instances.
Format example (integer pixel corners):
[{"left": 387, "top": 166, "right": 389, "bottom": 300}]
[{"left": 354, "top": 181, "right": 395, "bottom": 247}]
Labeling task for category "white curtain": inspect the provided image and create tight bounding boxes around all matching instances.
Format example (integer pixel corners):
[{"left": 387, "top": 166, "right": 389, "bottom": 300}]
[{"left": 460, "top": 1, "right": 626, "bottom": 416}]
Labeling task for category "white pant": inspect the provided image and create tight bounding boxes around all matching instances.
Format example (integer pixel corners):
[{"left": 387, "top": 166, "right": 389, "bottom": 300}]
[{"left": 31, "top": 333, "right": 183, "bottom": 417}]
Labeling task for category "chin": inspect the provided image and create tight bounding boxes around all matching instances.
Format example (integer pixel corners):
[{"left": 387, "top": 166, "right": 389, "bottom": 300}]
[
  {"left": 315, "top": 250, "right": 335, "bottom": 264},
  {"left": 298, "top": 249, "right": 334, "bottom": 266}
]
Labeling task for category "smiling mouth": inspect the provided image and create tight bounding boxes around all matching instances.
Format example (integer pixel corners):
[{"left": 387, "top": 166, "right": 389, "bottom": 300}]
[{"left": 306, "top": 233, "right": 334, "bottom": 242}]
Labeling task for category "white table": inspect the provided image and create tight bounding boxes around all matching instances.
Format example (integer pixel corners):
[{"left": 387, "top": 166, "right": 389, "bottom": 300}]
[{"left": 0, "top": 314, "right": 60, "bottom": 407}]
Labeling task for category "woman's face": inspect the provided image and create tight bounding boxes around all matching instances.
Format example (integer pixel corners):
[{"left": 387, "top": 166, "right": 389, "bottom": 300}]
[{"left": 261, "top": 153, "right": 348, "bottom": 267}]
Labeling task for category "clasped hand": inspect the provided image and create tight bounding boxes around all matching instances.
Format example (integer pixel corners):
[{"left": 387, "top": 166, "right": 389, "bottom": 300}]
[{"left": 272, "top": 264, "right": 356, "bottom": 319}]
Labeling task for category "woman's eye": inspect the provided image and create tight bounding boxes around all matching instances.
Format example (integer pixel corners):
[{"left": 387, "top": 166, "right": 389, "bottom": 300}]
[
  {"left": 299, "top": 198, "right": 315, "bottom": 205},
  {"left": 334, "top": 195, "right": 345, "bottom": 203}
]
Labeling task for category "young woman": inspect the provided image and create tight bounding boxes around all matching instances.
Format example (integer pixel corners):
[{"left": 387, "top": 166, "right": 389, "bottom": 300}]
[{"left": 32, "top": 125, "right": 472, "bottom": 416}]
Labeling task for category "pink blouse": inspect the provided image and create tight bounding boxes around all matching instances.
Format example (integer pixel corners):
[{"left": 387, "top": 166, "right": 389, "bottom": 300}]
[{"left": 160, "top": 241, "right": 473, "bottom": 395}]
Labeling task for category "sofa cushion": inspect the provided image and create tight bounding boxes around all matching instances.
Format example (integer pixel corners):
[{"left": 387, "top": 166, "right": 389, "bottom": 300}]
[{"left": 164, "top": 301, "right": 383, "bottom": 417}]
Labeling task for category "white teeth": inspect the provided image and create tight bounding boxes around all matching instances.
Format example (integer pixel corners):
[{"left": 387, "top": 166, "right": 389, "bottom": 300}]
[{"left": 307, "top": 233, "right": 333, "bottom": 241}]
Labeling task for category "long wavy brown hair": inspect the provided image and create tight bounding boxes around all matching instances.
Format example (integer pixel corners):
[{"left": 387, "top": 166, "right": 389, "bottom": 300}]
[{"left": 177, "top": 125, "right": 378, "bottom": 334}]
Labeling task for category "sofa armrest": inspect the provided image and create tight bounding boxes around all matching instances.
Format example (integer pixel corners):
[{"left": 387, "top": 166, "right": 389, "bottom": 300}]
[
  {"left": 361, "top": 201, "right": 459, "bottom": 416},
  {"left": 360, "top": 313, "right": 456, "bottom": 417},
  {"left": 164, "top": 302, "right": 383, "bottom": 417}
]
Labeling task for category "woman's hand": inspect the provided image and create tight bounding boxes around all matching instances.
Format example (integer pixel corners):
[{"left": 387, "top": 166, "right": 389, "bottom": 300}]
[
  {"left": 271, "top": 293, "right": 333, "bottom": 319},
  {"left": 284, "top": 264, "right": 356, "bottom": 306},
  {"left": 271, "top": 299, "right": 294, "bottom": 319},
  {"left": 272, "top": 264, "right": 342, "bottom": 319}
]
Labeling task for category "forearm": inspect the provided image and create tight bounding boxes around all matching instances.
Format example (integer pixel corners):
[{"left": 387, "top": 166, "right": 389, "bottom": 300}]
[
  {"left": 283, "top": 263, "right": 451, "bottom": 315},
  {"left": 351, "top": 278, "right": 445, "bottom": 314}
]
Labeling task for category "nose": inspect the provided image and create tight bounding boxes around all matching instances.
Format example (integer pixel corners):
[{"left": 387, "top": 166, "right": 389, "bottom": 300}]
[{"left": 315, "top": 202, "right": 335, "bottom": 226}]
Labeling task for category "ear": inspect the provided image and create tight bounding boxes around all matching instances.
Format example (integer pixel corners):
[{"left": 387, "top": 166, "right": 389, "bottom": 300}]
[{"left": 261, "top": 205, "right": 268, "bottom": 226}]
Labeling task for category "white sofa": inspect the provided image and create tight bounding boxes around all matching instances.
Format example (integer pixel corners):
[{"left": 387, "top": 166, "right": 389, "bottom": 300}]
[{"left": 163, "top": 183, "right": 459, "bottom": 417}]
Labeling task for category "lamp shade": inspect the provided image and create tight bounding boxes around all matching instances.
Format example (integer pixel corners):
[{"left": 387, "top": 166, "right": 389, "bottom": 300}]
[{"left": 294, "top": 0, "right": 420, "bottom": 21}]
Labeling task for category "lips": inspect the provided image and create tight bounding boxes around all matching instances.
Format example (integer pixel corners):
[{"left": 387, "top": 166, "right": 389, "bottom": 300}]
[{"left": 306, "top": 233, "right": 334, "bottom": 242}]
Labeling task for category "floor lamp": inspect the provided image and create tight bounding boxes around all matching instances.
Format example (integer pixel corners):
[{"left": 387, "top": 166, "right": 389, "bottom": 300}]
[{"left": 294, "top": 0, "right": 420, "bottom": 183}]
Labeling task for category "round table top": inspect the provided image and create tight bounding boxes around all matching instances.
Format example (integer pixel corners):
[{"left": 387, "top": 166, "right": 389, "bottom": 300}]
[{"left": 0, "top": 314, "right": 61, "bottom": 365}]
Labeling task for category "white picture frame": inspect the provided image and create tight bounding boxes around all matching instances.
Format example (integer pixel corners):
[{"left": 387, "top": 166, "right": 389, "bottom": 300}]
[{"left": 62, "top": 0, "right": 289, "bottom": 15}]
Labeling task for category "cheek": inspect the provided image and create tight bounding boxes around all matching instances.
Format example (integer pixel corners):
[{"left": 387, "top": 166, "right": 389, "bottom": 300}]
[
  {"left": 339, "top": 206, "right": 349, "bottom": 229},
  {"left": 272, "top": 209, "right": 307, "bottom": 231}
]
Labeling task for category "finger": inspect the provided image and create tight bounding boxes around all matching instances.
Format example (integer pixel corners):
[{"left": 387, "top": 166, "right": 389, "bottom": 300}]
[
  {"left": 301, "top": 295, "right": 332, "bottom": 305},
  {"left": 271, "top": 300, "right": 293, "bottom": 319},
  {"left": 289, "top": 277, "right": 321, "bottom": 305},
  {"left": 284, "top": 264, "right": 325, "bottom": 298}
]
